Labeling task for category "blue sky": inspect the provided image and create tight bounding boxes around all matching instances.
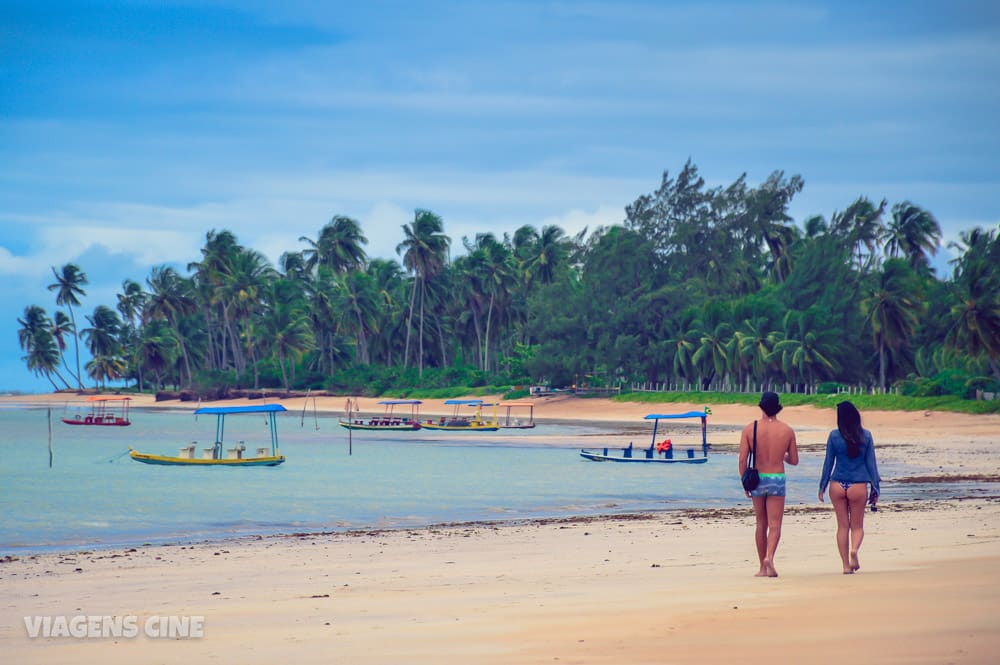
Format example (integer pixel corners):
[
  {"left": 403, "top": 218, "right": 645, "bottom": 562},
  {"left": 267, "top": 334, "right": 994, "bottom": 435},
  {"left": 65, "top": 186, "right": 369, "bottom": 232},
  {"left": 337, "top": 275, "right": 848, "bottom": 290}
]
[{"left": 3, "top": 0, "right": 998, "bottom": 392}]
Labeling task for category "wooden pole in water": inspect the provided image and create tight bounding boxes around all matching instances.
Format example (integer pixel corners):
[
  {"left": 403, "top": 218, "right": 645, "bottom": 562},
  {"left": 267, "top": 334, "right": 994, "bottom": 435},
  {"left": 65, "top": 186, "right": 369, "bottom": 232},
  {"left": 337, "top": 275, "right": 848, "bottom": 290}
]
[
  {"left": 48, "top": 407, "right": 53, "bottom": 468},
  {"left": 345, "top": 398, "right": 353, "bottom": 455}
]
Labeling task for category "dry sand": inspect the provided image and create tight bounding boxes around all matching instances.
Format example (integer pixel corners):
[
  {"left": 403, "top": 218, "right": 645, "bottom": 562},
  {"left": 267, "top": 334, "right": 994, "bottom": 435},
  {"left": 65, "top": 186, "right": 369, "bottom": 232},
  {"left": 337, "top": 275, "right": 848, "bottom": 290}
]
[{"left": 1, "top": 391, "right": 998, "bottom": 663}]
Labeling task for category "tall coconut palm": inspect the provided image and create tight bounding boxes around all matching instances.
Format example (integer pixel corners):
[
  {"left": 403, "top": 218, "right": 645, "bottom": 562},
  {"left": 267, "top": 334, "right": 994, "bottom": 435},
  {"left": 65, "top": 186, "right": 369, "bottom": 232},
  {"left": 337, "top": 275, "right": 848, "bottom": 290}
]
[
  {"left": 137, "top": 320, "right": 179, "bottom": 390},
  {"left": 300, "top": 215, "right": 368, "bottom": 274},
  {"left": 882, "top": 202, "right": 942, "bottom": 274},
  {"left": 861, "top": 259, "right": 922, "bottom": 391},
  {"left": 144, "top": 265, "right": 197, "bottom": 387},
  {"left": 81, "top": 305, "right": 126, "bottom": 392},
  {"left": 188, "top": 230, "right": 240, "bottom": 372},
  {"left": 829, "top": 197, "right": 886, "bottom": 271},
  {"left": 117, "top": 279, "right": 146, "bottom": 390},
  {"left": 260, "top": 281, "right": 315, "bottom": 391},
  {"left": 946, "top": 227, "right": 1000, "bottom": 382},
  {"left": 396, "top": 209, "right": 450, "bottom": 374},
  {"left": 214, "top": 246, "right": 278, "bottom": 378},
  {"left": 48, "top": 263, "right": 88, "bottom": 389}
]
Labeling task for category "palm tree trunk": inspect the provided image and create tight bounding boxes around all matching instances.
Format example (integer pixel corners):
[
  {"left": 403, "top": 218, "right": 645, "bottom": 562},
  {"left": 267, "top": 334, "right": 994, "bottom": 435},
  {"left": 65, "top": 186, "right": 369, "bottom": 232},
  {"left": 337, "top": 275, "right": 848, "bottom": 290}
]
[
  {"left": 418, "top": 279, "right": 426, "bottom": 375},
  {"left": 68, "top": 305, "right": 83, "bottom": 390},
  {"left": 403, "top": 278, "right": 418, "bottom": 368}
]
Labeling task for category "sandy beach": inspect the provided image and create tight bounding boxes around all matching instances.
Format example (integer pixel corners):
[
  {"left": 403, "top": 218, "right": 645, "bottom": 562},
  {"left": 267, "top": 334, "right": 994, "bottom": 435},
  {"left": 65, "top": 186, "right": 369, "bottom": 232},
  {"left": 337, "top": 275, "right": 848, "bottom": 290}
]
[{"left": 2, "top": 392, "right": 998, "bottom": 663}]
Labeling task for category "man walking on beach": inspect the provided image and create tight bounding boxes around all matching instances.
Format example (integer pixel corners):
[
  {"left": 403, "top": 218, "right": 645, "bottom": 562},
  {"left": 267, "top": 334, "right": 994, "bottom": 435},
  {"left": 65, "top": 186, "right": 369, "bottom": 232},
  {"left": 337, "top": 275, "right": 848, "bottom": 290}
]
[{"left": 739, "top": 391, "right": 799, "bottom": 577}]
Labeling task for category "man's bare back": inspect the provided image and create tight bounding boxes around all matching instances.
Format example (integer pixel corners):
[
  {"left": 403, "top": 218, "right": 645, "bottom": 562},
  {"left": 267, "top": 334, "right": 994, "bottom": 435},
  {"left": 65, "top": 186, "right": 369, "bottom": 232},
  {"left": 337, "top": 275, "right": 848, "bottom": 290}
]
[{"left": 739, "top": 418, "right": 799, "bottom": 474}]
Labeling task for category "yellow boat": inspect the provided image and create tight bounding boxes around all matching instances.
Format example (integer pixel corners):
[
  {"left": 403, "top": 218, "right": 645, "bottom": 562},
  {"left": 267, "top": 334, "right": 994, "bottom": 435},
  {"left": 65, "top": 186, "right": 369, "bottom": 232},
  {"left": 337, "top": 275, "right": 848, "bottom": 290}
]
[{"left": 129, "top": 404, "right": 287, "bottom": 467}]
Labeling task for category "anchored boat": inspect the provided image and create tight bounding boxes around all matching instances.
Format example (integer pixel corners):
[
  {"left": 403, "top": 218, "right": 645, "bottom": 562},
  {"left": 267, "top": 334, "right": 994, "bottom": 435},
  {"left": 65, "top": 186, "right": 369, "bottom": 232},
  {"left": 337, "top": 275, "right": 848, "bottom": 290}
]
[
  {"left": 339, "top": 399, "right": 423, "bottom": 431},
  {"left": 580, "top": 409, "right": 711, "bottom": 464},
  {"left": 129, "top": 404, "right": 287, "bottom": 466},
  {"left": 421, "top": 399, "right": 500, "bottom": 431},
  {"left": 62, "top": 396, "right": 132, "bottom": 426}
]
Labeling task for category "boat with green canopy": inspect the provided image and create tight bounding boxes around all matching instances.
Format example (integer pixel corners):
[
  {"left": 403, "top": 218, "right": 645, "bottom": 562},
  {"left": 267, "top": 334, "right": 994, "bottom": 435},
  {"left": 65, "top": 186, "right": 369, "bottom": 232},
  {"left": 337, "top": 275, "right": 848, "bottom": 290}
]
[{"left": 129, "top": 404, "right": 287, "bottom": 466}]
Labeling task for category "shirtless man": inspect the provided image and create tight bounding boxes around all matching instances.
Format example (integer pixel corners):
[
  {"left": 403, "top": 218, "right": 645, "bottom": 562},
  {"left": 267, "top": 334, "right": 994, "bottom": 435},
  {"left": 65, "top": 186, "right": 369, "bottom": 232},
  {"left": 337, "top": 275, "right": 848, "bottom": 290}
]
[{"left": 739, "top": 391, "right": 799, "bottom": 577}]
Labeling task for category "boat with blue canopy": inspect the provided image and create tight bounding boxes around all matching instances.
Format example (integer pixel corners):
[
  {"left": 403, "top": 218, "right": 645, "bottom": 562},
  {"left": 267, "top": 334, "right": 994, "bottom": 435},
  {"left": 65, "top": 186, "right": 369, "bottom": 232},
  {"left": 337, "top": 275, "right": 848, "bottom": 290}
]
[
  {"left": 580, "top": 408, "right": 711, "bottom": 464},
  {"left": 129, "top": 403, "right": 287, "bottom": 466},
  {"left": 339, "top": 399, "right": 423, "bottom": 431},
  {"left": 421, "top": 399, "right": 500, "bottom": 431}
]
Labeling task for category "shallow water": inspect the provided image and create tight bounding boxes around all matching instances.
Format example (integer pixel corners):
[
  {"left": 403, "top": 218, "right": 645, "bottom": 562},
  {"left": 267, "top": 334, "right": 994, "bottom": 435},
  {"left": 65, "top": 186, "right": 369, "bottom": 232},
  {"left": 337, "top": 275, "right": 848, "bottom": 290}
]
[{"left": 0, "top": 404, "right": 913, "bottom": 554}]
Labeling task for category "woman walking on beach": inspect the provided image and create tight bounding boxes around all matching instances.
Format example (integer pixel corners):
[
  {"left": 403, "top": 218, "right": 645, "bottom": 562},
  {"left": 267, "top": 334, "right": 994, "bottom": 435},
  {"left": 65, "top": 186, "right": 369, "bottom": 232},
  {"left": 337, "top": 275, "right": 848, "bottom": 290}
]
[{"left": 818, "top": 401, "right": 881, "bottom": 574}]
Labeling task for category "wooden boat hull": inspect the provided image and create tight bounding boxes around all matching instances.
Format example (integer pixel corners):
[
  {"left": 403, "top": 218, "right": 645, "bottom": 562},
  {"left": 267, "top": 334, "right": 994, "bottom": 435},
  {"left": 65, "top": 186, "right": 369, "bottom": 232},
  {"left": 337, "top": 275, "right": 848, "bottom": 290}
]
[
  {"left": 499, "top": 424, "right": 536, "bottom": 429},
  {"left": 338, "top": 419, "right": 421, "bottom": 431},
  {"left": 62, "top": 417, "right": 131, "bottom": 426},
  {"left": 129, "top": 449, "right": 285, "bottom": 467},
  {"left": 579, "top": 449, "right": 708, "bottom": 464}
]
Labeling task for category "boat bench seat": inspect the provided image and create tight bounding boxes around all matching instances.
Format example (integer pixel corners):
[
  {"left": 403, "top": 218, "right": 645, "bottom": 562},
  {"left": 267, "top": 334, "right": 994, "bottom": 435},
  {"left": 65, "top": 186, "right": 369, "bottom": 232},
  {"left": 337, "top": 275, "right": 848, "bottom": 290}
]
[{"left": 256, "top": 447, "right": 269, "bottom": 457}]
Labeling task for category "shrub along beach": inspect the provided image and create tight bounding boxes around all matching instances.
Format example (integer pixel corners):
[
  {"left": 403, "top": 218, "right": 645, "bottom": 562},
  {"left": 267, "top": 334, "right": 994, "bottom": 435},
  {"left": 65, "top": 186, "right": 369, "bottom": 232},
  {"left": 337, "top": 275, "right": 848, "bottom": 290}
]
[{"left": 1, "top": 392, "right": 997, "bottom": 664}]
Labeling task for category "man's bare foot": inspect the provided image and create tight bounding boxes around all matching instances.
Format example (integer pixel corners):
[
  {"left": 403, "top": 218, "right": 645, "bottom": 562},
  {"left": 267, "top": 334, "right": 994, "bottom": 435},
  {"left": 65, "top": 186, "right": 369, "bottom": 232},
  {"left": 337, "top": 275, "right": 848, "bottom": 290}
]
[{"left": 849, "top": 551, "right": 860, "bottom": 571}]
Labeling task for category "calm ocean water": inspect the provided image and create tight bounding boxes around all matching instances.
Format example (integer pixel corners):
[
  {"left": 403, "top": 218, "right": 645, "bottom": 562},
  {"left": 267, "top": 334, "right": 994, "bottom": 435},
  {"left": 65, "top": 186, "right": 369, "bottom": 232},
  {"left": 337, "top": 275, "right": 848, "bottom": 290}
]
[{"left": 0, "top": 403, "right": 909, "bottom": 554}]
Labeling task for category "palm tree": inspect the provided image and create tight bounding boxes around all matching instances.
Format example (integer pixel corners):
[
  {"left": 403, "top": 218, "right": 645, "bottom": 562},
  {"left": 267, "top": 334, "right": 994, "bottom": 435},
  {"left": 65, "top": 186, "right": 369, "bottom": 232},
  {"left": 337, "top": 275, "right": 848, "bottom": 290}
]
[
  {"left": 882, "top": 202, "right": 942, "bottom": 274},
  {"left": 260, "top": 281, "right": 315, "bottom": 391},
  {"left": 946, "top": 227, "right": 1000, "bottom": 382},
  {"left": 396, "top": 209, "right": 450, "bottom": 374},
  {"left": 300, "top": 215, "right": 368, "bottom": 274},
  {"left": 117, "top": 279, "right": 146, "bottom": 390},
  {"left": 82, "top": 305, "right": 125, "bottom": 388},
  {"left": 769, "top": 310, "right": 840, "bottom": 391},
  {"left": 217, "top": 247, "right": 277, "bottom": 378},
  {"left": 48, "top": 263, "right": 88, "bottom": 389},
  {"left": 18, "top": 305, "right": 69, "bottom": 389},
  {"left": 829, "top": 197, "right": 887, "bottom": 271},
  {"left": 861, "top": 259, "right": 922, "bottom": 391},
  {"left": 144, "top": 265, "right": 197, "bottom": 387},
  {"left": 692, "top": 322, "right": 734, "bottom": 389},
  {"left": 137, "top": 320, "right": 179, "bottom": 390}
]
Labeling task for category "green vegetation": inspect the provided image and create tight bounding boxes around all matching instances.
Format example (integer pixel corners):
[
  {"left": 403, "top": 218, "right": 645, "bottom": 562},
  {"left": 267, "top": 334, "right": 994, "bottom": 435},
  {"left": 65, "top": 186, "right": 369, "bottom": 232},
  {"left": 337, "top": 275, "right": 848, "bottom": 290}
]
[
  {"left": 15, "top": 160, "right": 1000, "bottom": 414},
  {"left": 612, "top": 390, "right": 1000, "bottom": 415}
]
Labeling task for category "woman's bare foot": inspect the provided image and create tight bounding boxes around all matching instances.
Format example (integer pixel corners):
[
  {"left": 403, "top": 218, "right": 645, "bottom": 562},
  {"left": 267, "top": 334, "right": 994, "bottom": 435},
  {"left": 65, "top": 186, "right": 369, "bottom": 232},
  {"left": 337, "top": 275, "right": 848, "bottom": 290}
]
[
  {"left": 849, "top": 551, "right": 860, "bottom": 571},
  {"left": 763, "top": 558, "right": 778, "bottom": 577},
  {"left": 755, "top": 564, "right": 768, "bottom": 577},
  {"left": 843, "top": 566, "right": 855, "bottom": 574}
]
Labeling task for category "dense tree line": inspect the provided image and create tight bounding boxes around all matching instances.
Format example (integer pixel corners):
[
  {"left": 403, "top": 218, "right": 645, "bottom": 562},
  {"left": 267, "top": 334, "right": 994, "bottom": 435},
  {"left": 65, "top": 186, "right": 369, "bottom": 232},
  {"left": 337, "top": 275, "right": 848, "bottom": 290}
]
[{"left": 17, "top": 161, "right": 1000, "bottom": 399}]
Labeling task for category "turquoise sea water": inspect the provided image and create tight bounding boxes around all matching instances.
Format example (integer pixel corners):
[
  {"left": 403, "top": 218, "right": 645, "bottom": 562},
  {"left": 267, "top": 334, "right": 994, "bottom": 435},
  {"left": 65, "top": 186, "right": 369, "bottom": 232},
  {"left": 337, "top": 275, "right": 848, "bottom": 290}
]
[{"left": 0, "top": 404, "right": 907, "bottom": 554}]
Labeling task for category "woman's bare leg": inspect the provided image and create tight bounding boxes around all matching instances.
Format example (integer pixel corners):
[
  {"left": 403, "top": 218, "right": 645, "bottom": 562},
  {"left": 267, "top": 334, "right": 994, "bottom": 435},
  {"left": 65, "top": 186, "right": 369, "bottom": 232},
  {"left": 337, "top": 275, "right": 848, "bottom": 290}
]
[
  {"left": 847, "top": 483, "right": 869, "bottom": 570},
  {"left": 829, "top": 483, "right": 852, "bottom": 573}
]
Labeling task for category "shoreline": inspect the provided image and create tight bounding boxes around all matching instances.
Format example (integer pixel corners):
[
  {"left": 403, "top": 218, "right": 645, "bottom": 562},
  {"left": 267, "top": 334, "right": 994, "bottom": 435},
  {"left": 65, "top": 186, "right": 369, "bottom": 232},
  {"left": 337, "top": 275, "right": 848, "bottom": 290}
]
[{"left": 2, "top": 392, "right": 999, "bottom": 663}]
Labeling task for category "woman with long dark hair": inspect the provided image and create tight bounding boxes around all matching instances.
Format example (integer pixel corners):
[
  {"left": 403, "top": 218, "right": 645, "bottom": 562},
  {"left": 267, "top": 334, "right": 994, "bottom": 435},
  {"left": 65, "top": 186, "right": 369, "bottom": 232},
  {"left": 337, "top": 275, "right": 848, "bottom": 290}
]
[{"left": 818, "top": 401, "right": 881, "bottom": 574}]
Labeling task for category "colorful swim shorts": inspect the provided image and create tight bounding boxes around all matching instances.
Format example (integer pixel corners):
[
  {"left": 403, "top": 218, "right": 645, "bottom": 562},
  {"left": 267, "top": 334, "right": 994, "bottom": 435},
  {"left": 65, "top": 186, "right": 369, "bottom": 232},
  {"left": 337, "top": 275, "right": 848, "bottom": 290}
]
[{"left": 750, "top": 473, "right": 786, "bottom": 498}]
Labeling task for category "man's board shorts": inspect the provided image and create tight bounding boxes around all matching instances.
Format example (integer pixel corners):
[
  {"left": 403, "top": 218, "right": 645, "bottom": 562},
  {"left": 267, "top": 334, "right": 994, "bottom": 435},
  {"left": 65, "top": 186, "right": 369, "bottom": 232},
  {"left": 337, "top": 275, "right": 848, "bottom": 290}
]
[{"left": 750, "top": 473, "right": 786, "bottom": 498}]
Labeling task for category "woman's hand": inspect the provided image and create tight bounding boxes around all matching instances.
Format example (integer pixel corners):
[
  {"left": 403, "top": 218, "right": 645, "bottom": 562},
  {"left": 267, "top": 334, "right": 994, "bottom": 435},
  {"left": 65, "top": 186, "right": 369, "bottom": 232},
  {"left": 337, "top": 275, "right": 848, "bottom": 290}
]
[{"left": 818, "top": 490, "right": 825, "bottom": 503}]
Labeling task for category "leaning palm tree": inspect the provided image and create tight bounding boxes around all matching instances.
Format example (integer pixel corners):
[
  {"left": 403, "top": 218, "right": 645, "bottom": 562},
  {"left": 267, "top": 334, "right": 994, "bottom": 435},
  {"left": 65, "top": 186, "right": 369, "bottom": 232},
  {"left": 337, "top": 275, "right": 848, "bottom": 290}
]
[
  {"left": 18, "top": 305, "right": 70, "bottom": 389},
  {"left": 396, "top": 209, "right": 451, "bottom": 374},
  {"left": 48, "top": 263, "right": 88, "bottom": 389}
]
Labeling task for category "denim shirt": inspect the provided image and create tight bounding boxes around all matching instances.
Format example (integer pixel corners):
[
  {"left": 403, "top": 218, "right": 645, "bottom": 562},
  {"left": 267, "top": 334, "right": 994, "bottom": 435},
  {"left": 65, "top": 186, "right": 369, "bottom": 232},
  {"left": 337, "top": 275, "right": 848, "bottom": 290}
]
[{"left": 819, "top": 429, "right": 880, "bottom": 495}]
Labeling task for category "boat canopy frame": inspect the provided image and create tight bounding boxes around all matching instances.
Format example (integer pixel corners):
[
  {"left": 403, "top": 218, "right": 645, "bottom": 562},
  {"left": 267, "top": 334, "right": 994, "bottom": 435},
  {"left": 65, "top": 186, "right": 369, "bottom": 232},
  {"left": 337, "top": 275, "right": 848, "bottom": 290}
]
[{"left": 194, "top": 403, "right": 287, "bottom": 458}]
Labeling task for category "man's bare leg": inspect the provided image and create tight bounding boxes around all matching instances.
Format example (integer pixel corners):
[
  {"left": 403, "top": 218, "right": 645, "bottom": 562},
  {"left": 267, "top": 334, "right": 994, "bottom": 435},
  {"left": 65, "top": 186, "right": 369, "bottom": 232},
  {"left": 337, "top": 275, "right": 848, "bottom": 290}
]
[
  {"left": 763, "top": 495, "right": 785, "bottom": 577},
  {"left": 752, "top": 496, "right": 769, "bottom": 576}
]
